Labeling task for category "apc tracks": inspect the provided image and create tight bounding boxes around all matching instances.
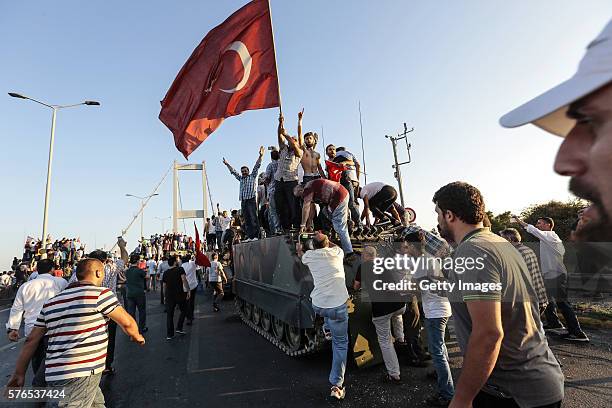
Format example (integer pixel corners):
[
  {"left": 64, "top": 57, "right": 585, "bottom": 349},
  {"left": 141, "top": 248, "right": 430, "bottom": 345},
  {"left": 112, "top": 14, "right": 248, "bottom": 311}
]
[{"left": 234, "top": 297, "right": 326, "bottom": 357}]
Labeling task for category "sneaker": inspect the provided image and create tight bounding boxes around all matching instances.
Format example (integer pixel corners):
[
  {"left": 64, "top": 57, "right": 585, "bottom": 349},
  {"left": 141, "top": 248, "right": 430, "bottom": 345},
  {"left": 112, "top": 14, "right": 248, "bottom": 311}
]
[
  {"left": 141, "top": 327, "right": 149, "bottom": 333},
  {"left": 329, "top": 385, "right": 345, "bottom": 400},
  {"left": 213, "top": 306, "right": 220, "bottom": 312},
  {"left": 176, "top": 329, "right": 187, "bottom": 335},
  {"left": 559, "top": 332, "right": 590, "bottom": 343},
  {"left": 323, "top": 327, "right": 332, "bottom": 341},
  {"left": 385, "top": 374, "right": 402, "bottom": 385},
  {"left": 166, "top": 336, "right": 174, "bottom": 340},
  {"left": 425, "top": 394, "right": 451, "bottom": 407}
]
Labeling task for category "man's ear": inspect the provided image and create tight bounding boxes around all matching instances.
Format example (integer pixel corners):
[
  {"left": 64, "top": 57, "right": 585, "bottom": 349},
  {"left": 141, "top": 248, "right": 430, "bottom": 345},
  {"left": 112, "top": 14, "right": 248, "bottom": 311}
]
[{"left": 445, "top": 210, "right": 457, "bottom": 223}]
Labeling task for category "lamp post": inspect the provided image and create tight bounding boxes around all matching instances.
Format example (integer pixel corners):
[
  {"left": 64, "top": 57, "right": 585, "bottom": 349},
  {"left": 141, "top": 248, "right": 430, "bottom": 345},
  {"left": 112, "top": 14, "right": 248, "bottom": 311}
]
[
  {"left": 126, "top": 193, "right": 159, "bottom": 239},
  {"left": 8, "top": 92, "right": 100, "bottom": 254},
  {"left": 155, "top": 216, "right": 171, "bottom": 234}
]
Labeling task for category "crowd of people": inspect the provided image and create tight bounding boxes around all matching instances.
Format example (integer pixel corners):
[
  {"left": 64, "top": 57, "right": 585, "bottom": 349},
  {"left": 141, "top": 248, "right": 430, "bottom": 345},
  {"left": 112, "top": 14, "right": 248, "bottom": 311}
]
[
  {"left": 3, "top": 18, "right": 612, "bottom": 408},
  {"left": 219, "top": 109, "right": 409, "bottom": 260}
]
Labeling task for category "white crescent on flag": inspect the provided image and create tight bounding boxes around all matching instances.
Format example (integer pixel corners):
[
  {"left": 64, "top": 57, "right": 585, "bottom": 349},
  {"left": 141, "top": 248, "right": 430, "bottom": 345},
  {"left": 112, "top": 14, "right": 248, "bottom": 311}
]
[{"left": 220, "top": 41, "right": 252, "bottom": 93}]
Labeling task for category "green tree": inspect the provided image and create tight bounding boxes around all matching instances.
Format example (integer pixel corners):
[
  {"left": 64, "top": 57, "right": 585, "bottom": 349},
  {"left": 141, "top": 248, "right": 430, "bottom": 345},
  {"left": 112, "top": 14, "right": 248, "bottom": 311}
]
[
  {"left": 519, "top": 199, "right": 587, "bottom": 241},
  {"left": 486, "top": 210, "right": 514, "bottom": 234}
]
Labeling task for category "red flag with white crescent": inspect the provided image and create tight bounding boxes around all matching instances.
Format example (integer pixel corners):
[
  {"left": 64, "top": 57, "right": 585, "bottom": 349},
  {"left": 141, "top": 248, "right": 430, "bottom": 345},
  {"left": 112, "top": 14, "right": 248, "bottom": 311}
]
[{"left": 160, "top": 0, "right": 280, "bottom": 158}]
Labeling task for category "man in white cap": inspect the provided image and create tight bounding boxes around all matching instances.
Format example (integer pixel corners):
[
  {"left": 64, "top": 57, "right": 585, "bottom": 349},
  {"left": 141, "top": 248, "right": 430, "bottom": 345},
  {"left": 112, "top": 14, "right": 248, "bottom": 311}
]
[
  {"left": 500, "top": 19, "right": 612, "bottom": 244},
  {"left": 500, "top": 19, "right": 612, "bottom": 341}
]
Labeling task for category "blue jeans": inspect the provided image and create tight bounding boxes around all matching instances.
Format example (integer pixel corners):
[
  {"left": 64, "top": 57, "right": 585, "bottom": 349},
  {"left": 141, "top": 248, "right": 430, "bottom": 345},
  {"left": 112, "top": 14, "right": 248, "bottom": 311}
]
[
  {"left": 340, "top": 172, "right": 362, "bottom": 228},
  {"left": 241, "top": 197, "right": 259, "bottom": 239},
  {"left": 312, "top": 303, "right": 349, "bottom": 387},
  {"left": 331, "top": 196, "right": 353, "bottom": 253},
  {"left": 425, "top": 317, "right": 454, "bottom": 399},
  {"left": 267, "top": 192, "right": 281, "bottom": 233}
]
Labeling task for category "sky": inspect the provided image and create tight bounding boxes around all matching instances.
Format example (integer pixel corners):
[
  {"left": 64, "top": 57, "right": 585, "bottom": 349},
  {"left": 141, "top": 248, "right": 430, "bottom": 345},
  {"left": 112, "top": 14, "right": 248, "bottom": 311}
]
[{"left": 0, "top": 1, "right": 610, "bottom": 264}]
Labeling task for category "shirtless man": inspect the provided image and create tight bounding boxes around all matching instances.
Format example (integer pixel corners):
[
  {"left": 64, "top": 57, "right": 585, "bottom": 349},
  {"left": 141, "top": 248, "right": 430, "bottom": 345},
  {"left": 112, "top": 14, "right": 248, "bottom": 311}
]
[{"left": 297, "top": 109, "right": 325, "bottom": 230}]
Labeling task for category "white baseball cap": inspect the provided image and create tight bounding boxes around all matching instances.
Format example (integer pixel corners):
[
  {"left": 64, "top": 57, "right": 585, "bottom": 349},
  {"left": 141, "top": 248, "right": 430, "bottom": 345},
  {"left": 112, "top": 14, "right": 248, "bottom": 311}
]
[{"left": 500, "top": 19, "right": 612, "bottom": 136}]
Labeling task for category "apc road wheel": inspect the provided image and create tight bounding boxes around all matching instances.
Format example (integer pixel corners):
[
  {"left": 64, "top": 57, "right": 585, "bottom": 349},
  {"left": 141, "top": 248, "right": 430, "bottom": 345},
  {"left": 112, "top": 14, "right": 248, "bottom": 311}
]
[
  {"left": 261, "top": 311, "right": 271, "bottom": 332},
  {"left": 252, "top": 306, "right": 261, "bottom": 326},
  {"left": 271, "top": 315, "right": 285, "bottom": 341},
  {"left": 285, "top": 324, "right": 303, "bottom": 352},
  {"left": 243, "top": 302, "right": 253, "bottom": 321}
]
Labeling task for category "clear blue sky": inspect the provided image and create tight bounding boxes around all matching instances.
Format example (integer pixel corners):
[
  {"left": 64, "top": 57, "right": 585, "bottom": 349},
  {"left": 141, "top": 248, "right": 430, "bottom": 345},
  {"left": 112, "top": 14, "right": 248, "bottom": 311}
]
[{"left": 1, "top": 1, "right": 609, "bottom": 264}]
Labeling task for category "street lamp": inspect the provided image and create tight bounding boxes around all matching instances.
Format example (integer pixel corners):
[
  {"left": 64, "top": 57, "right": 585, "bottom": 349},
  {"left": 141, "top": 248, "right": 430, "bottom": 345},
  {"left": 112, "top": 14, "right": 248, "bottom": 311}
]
[
  {"left": 126, "top": 193, "right": 159, "bottom": 239},
  {"left": 154, "top": 216, "right": 171, "bottom": 234},
  {"left": 8, "top": 92, "right": 100, "bottom": 253}
]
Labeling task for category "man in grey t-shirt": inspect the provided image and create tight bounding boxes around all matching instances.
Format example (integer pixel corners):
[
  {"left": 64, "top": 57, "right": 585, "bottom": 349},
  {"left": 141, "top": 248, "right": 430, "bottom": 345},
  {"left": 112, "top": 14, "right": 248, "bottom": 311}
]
[{"left": 433, "top": 182, "right": 563, "bottom": 408}]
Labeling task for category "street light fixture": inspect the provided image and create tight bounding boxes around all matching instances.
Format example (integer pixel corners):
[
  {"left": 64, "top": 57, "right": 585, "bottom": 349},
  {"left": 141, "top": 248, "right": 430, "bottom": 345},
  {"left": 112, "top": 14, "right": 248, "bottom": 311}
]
[
  {"left": 8, "top": 92, "right": 100, "bottom": 253},
  {"left": 126, "top": 193, "right": 159, "bottom": 239}
]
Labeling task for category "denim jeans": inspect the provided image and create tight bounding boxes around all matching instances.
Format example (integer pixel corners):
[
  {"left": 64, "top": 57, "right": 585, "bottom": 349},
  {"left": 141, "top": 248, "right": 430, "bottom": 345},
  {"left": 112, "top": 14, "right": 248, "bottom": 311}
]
[
  {"left": 425, "top": 317, "right": 454, "bottom": 399},
  {"left": 267, "top": 192, "right": 282, "bottom": 233},
  {"left": 126, "top": 294, "right": 147, "bottom": 330},
  {"left": 340, "top": 172, "right": 361, "bottom": 228},
  {"left": 48, "top": 373, "right": 105, "bottom": 407},
  {"left": 372, "top": 306, "right": 406, "bottom": 377},
  {"left": 241, "top": 197, "right": 259, "bottom": 239},
  {"left": 331, "top": 196, "right": 353, "bottom": 253},
  {"left": 216, "top": 231, "right": 223, "bottom": 250},
  {"left": 312, "top": 303, "right": 349, "bottom": 387}
]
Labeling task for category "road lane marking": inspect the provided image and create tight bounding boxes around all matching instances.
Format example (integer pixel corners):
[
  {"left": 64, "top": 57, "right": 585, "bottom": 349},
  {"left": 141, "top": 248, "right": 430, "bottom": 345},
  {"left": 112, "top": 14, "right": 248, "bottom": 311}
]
[
  {"left": 0, "top": 338, "right": 24, "bottom": 352},
  {"left": 186, "top": 303, "right": 200, "bottom": 373},
  {"left": 218, "top": 388, "right": 283, "bottom": 397},
  {"left": 190, "top": 366, "right": 235, "bottom": 373}
]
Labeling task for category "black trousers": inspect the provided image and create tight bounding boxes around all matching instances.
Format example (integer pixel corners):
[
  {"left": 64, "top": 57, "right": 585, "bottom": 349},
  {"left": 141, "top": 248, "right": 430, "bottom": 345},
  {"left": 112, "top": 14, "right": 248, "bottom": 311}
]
[
  {"left": 166, "top": 298, "right": 187, "bottom": 337},
  {"left": 186, "top": 288, "right": 197, "bottom": 321},
  {"left": 106, "top": 319, "right": 117, "bottom": 369},
  {"left": 544, "top": 274, "right": 582, "bottom": 335},
  {"left": 31, "top": 336, "right": 47, "bottom": 387},
  {"left": 275, "top": 180, "right": 299, "bottom": 230},
  {"left": 473, "top": 390, "right": 561, "bottom": 408},
  {"left": 369, "top": 186, "right": 398, "bottom": 222}
]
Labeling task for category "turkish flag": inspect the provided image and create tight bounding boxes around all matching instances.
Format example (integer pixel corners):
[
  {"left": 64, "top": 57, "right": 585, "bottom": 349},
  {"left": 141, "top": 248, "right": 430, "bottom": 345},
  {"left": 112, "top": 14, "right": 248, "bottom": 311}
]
[
  {"left": 325, "top": 160, "right": 348, "bottom": 182},
  {"left": 160, "top": 0, "right": 280, "bottom": 158}
]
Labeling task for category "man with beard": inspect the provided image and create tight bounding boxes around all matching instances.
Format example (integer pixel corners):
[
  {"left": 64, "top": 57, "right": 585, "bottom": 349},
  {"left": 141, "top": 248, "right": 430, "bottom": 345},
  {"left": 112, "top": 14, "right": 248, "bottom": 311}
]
[
  {"left": 275, "top": 113, "right": 303, "bottom": 231},
  {"left": 434, "top": 182, "right": 563, "bottom": 408},
  {"left": 500, "top": 19, "right": 612, "bottom": 314},
  {"left": 297, "top": 109, "right": 325, "bottom": 230}
]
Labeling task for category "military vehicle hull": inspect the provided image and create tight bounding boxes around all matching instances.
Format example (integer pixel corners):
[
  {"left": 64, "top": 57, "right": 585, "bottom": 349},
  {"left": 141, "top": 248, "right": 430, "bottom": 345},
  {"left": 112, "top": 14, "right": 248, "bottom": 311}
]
[{"left": 233, "top": 234, "right": 384, "bottom": 367}]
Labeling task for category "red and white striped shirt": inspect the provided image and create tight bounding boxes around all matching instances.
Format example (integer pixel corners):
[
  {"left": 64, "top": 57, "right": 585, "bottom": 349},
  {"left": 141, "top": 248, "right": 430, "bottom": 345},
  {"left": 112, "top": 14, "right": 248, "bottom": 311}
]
[{"left": 35, "top": 282, "right": 119, "bottom": 381}]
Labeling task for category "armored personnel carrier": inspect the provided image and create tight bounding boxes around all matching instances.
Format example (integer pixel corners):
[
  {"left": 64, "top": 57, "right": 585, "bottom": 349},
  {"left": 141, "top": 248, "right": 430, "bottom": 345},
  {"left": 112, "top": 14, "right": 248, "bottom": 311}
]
[{"left": 232, "top": 229, "right": 404, "bottom": 367}]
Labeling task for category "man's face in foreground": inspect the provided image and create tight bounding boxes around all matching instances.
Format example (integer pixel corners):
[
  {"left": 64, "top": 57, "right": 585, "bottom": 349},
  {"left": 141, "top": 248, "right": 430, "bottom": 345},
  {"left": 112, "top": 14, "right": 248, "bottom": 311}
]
[
  {"left": 304, "top": 134, "right": 315, "bottom": 148},
  {"left": 554, "top": 82, "right": 612, "bottom": 241}
]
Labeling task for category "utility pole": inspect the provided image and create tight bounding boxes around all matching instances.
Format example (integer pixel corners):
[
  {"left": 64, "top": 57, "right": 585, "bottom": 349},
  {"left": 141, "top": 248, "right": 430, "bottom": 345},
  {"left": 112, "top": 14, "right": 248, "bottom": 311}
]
[{"left": 385, "top": 123, "right": 414, "bottom": 207}]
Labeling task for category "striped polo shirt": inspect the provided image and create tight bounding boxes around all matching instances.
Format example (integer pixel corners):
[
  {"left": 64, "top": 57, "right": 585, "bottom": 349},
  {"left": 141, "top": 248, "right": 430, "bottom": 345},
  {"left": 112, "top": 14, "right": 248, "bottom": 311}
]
[{"left": 34, "top": 282, "right": 120, "bottom": 381}]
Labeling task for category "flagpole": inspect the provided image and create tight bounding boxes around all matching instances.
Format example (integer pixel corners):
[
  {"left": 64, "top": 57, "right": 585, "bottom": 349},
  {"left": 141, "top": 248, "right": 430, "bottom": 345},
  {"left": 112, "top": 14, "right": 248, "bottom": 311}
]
[
  {"left": 267, "top": 0, "right": 282, "bottom": 115},
  {"left": 359, "top": 101, "right": 367, "bottom": 184}
]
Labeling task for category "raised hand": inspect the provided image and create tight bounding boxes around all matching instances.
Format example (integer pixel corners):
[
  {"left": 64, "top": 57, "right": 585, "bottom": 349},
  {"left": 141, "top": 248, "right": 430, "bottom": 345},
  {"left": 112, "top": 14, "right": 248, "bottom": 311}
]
[
  {"left": 298, "top": 108, "right": 304, "bottom": 120},
  {"left": 259, "top": 146, "right": 265, "bottom": 156},
  {"left": 222, "top": 158, "right": 228, "bottom": 166}
]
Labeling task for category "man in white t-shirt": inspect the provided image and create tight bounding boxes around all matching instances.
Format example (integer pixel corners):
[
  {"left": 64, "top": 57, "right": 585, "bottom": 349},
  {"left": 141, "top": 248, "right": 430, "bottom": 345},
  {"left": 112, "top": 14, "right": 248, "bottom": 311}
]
[
  {"left": 157, "top": 256, "right": 170, "bottom": 306},
  {"left": 410, "top": 231, "right": 454, "bottom": 405},
  {"left": 297, "top": 232, "right": 349, "bottom": 401},
  {"left": 207, "top": 253, "right": 227, "bottom": 312},
  {"left": 358, "top": 182, "right": 402, "bottom": 230},
  {"left": 181, "top": 255, "right": 199, "bottom": 325},
  {"left": 219, "top": 210, "right": 232, "bottom": 249},
  {"left": 146, "top": 258, "right": 158, "bottom": 292},
  {"left": 516, "top": 216, "right": 587, "bottom": 341}
]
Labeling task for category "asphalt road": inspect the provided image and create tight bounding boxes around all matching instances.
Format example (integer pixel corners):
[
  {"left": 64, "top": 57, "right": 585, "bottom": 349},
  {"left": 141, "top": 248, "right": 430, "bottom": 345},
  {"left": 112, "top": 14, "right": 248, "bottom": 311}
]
[{"left": 0, "top": 291, "right": 610, "bottom": 407}]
